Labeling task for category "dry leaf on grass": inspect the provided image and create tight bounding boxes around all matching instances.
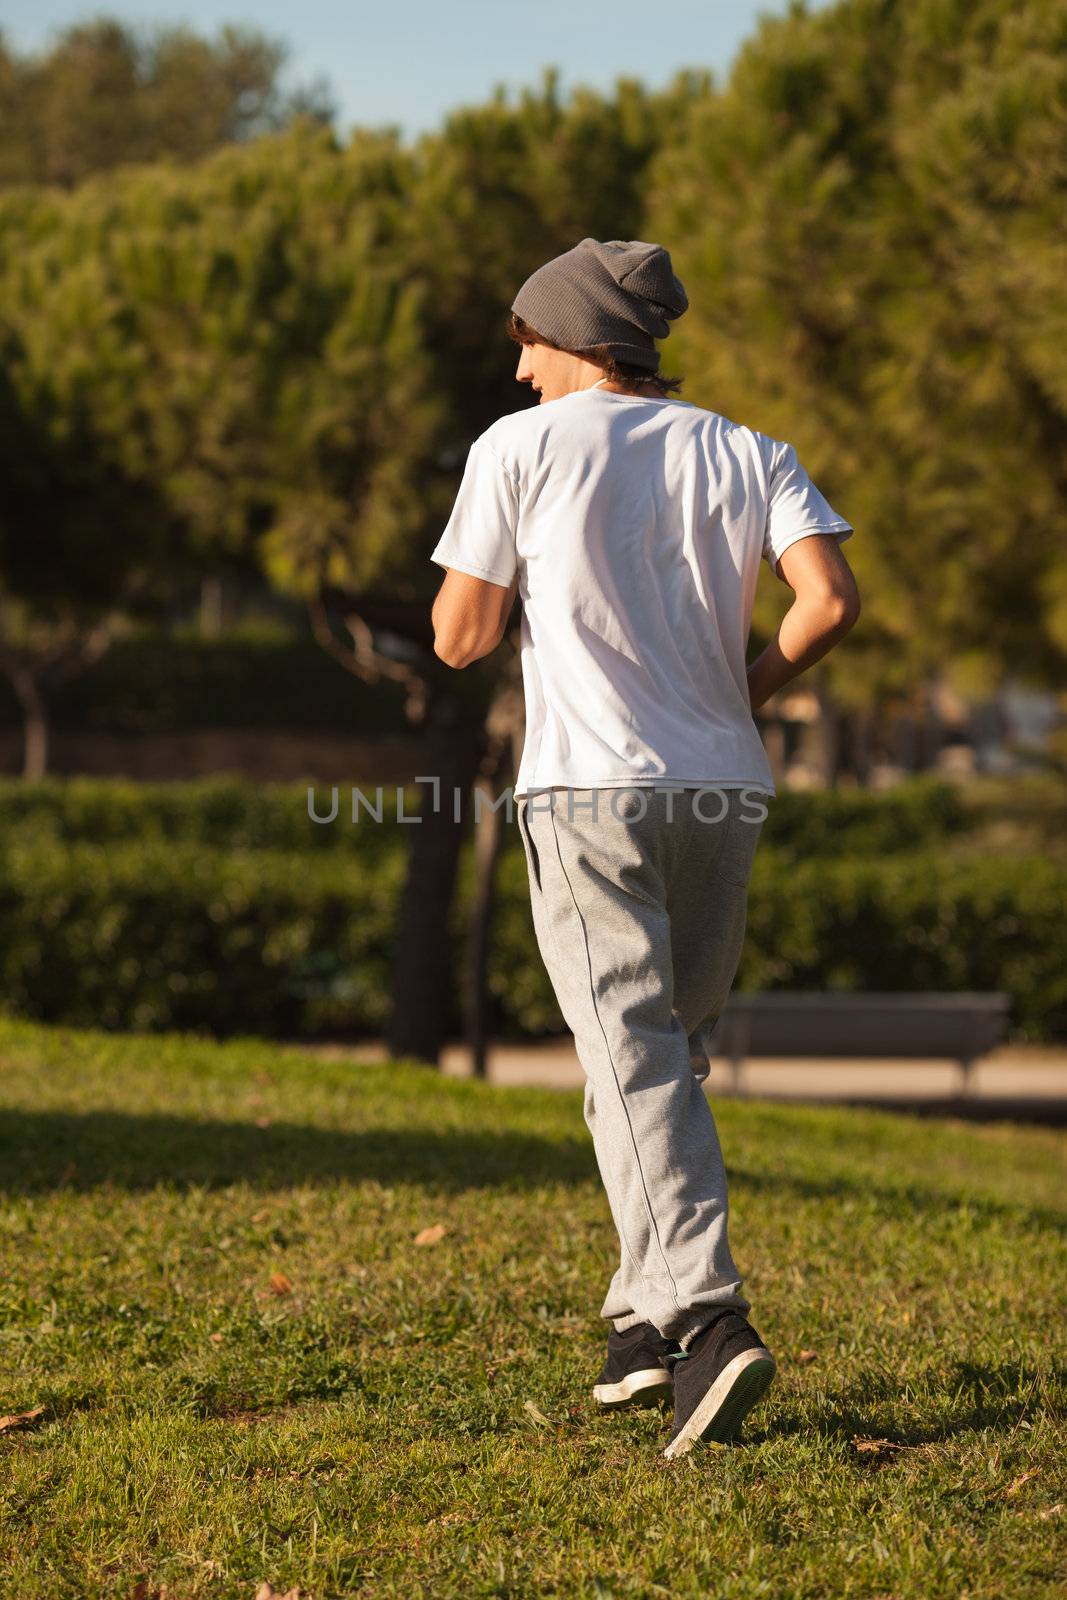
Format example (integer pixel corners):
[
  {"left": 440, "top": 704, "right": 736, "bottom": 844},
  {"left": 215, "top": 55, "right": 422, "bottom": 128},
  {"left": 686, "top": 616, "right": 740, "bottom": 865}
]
[
  {"left": 852, "top": 1437, "right": 906, "bottom": 1456},
  {"left": 0, "top": 1406, "right": 45, "bottom": 1434},
  {"left": 209, "top": 1333, "right": 224, "bottom": 1344},
  {"left": 413, "top": 1224, "right": 447, "bottom": 1247},
  {"left": 267, "top": 1272, "right": 293, "bottom": 1296},
  {"left": 1039, "top": 1503, "right": 1063, "bottom": 1519},
  {"left": 255, "top": 1584, "right": 302, "bottom": 1600},
  {"left": 523, "top": 1399, "right": 552, "bottom": 1428},
  {"left": 1004, "top": 1467, "right": 1041, "bottom": 1497},
  {"left": 797, "top": 1349, "right": 819, "bottom": 1363}
]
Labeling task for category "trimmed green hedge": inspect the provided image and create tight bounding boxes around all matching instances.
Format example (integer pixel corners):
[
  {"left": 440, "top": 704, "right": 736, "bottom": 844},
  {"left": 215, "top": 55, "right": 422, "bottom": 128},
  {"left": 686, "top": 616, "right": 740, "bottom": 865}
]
[
  {"left": 0, "top": 777, "right": 403, "bottom": 863},
  {"left": 0, "top": 771, "right": 1029, "bottom": 857},
  {"left": 0, "top": 838, "right": 404, "bottom": 1038},
  {"left": 487, "top": 847, "right": 1067, "bottom": 1043},
  {"left": 0, "top": 827, "right": 1062, "bottom": 1042},
  {"left": 755, "top": 773, "right": 971, "bottom": 859}
]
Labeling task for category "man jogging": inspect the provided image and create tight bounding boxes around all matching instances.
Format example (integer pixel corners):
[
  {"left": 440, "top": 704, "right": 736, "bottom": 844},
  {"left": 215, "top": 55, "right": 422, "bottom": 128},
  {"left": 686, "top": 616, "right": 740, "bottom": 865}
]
[{"left": 429, "top": 237, "right": 860, "bottom": 1458}]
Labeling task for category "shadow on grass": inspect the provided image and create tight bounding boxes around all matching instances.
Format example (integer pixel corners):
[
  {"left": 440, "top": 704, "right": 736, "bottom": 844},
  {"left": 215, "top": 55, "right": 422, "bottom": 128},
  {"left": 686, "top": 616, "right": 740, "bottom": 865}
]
[
  {"left": 2, "top": 1113, "right": 1067, "bottom": 1235},
  {"left": 730, "top": 1164, "right": 1067, "bottom": 1235},
  {"left": 748, "top": 1355, "right": 1062, "bottom": 1451},
  {"left": 2, "top": 1113, "right": 1064, "bottom": 1234},
  {"left": 0, "top": 1109, "right": 597, "bottom": 1194}
]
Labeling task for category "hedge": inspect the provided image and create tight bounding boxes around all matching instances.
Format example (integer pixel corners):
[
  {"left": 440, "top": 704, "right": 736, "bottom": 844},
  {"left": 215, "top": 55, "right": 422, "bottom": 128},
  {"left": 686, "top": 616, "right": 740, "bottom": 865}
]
[
  {"left": 0, "top": 829, "right": 1063, "bottom": 1042},
  {"left": 486, "top": 847, "right": 1067, "bottom": 1043},
  {"left": 2, "top": 771, "right": 1055, "bottom": 859},
  {"left": 0, "top": 777, "right": 404, "bottom": 863},
  {"left": 0, "top": 838, "right": 403, "bottom": 1038}
]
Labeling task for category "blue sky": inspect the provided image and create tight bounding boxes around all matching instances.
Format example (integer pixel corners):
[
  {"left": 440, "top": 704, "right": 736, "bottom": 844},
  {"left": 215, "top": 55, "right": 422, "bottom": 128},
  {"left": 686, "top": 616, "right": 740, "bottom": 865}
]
[{"left": 0, "top": 1, "right": 829, "bottom": 142}]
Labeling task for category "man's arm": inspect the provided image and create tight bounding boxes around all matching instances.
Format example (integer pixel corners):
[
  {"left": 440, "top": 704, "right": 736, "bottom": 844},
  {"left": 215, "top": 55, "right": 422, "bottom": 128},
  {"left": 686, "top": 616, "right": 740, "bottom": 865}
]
[
  {"left": 746, "top": 534, "right": 860, "bottom": 712},
  {"left": 432, "top": 568, "right": 520, "bottom": 669}
]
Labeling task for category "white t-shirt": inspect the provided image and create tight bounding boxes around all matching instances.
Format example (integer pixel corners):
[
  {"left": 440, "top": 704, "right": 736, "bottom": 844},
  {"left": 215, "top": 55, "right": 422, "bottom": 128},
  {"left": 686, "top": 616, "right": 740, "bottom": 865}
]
[{"left": 430, "top": 384, "right": 853, "bottom": 800}]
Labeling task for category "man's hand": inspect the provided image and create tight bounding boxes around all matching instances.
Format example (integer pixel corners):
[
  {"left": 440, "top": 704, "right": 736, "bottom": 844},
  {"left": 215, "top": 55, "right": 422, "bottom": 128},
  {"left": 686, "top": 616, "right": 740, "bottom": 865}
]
[
  {"left": 431, "top": 568, "right": 520, "bottom": 668},
  {"left": 747, "top": 534, "right": 860, "bottom": 712}
]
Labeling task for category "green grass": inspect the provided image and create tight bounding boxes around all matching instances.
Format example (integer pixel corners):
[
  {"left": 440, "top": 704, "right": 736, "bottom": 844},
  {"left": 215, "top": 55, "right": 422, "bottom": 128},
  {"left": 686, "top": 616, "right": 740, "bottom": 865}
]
[{"left": 1, "top": 1018, "right": 1064, "bottom": 1598}]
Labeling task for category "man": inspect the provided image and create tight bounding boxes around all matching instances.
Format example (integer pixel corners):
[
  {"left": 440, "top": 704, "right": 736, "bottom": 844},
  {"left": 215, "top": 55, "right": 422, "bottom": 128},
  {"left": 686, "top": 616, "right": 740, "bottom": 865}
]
[{"left": 429, "top": 237, "right": 860, "bottom": 1458}]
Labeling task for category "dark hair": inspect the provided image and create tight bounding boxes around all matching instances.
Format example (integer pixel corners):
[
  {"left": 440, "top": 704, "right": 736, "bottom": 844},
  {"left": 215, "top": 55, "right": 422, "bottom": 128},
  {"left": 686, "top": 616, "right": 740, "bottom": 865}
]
[{"left": 506, "top": 310, "right": 684, "bottom": 397}]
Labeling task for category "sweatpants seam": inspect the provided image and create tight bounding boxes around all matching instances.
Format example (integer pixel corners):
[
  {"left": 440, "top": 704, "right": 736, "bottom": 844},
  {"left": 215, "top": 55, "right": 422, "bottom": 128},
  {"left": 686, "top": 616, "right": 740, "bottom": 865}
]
[
  {"left": 546, "top": 803, "right": 684, "bottom": 1317},
  {"left": 530, "top": 811, "right": 645, "bottom": 1295}
]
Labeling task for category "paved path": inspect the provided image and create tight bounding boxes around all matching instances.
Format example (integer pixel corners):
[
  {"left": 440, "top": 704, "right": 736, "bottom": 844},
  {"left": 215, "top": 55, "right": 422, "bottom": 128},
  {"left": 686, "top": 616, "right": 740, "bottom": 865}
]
[{"left": 307, "top": 1038, "right": 1067, "bottom": 1124}]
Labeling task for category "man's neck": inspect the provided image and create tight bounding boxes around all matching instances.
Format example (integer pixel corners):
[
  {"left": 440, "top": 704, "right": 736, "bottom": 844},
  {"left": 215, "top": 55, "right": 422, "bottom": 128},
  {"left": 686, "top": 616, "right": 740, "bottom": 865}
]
[{"left": 589, "top": 377, "right": 661, "bottom": 398}]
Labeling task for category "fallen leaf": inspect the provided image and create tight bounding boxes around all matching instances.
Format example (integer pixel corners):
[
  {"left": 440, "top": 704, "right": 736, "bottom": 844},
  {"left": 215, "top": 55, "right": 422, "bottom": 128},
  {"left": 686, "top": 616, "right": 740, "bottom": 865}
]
[
  {"left": 0, "top": 1406, "right": 45, "bottom": 1434},
  {"left": 250, "top": 1210, "right": 270, "bottom": 1224},
  {"left": 413, "top": 1224, "right": 447, "bottom": 1247},
  {"left": 1039, "top": 1503, "right": 1063, "bottom": 1519},
  {"left": 797, "top": 1349, "right": 818, "bottom": 1363},
  {"left": 852, "top": 1437, "right": 905, "bottom": 1456},
  {"left": 255, "top": 1584, "right": 301, "bottom": 1599},
  {"left": 267, "top": 1272, "right": 293, "bottom": 1296},
  {"left": 523, "top": 1399, "right": 551, "bottom": 1428},
  {"left": 1004, "top": 1467, "right": 1041, "bottom": 1497},
  {"left": 209, "top": 1333, "right": 224, "bottom": 1344}
]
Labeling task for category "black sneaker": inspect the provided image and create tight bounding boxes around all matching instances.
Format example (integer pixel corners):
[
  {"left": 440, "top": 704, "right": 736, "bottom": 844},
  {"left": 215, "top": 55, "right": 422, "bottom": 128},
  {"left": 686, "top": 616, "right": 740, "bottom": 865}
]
[
  {"left": 663, "top": 1309, "right": 775, "bottom": 1458},
  {"left": 592, "top": 1322, "right": 679, "bottom": 1410}
]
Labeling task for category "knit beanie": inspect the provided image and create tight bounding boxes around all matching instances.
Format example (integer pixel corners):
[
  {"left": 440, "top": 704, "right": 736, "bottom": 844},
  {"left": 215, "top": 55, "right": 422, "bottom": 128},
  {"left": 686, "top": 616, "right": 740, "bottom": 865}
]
[{"left": 511, "top": 237, "right": 688, "bottom": 372}]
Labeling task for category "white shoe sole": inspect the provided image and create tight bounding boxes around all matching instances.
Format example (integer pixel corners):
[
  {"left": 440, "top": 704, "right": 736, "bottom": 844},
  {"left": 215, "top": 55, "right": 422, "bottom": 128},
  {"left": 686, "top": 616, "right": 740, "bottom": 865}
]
[
  {"left": 663, "top": 1346, "right": 776, "bottom": 1458},
  {"left": 592, "top": 1366, "right": 673, "bottom": 1409}
]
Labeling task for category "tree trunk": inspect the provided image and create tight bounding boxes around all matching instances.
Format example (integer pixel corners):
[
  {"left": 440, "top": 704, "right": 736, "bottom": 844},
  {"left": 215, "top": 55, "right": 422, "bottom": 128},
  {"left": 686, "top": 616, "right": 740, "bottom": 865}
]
[
  {"left": 850, "top": 707, "right": 874, "bottom": 787},
  {"left": 11, "top": 668, "right": 48, "bottom": 780},
  {"left": 200, "top": 576, "right": 224, "bottom": 637},
  {"left": 919, "top": 683, "right": 945, "bottom": 773},
  {"left": 759, "top": 714, "right": 787, "bottom": 788},
  {"left": 386, "top": 715, "right": 487, "bottom": 1066},
  {"left": 813, "top": 680, "right": 845, "bottom": 788},
  {"left": 463, "top": 770, "right": 508, "bottom": 1080}
]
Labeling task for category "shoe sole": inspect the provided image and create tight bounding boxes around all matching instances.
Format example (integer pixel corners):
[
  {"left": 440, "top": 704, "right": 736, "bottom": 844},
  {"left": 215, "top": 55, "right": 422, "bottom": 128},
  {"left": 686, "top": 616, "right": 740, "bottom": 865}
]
[
  {"left": 592, "top": 1367, "right": 673, "bottom": 1409},
  {"left": 663, "top": 1347, "right": 776, "bottom": 1458}
]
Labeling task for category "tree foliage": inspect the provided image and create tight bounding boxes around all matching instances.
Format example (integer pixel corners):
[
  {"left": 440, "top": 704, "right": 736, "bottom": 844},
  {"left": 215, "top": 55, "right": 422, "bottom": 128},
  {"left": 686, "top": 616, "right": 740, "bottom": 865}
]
[
  {"left": 0, "top": 2, "right": 1063, "bottom": 745},
  {"left": 650, "top": 0, "right": 1067, "bottom": 702},
  {"left": 0, "top": 15, "right": 335, "bottom": 188}
]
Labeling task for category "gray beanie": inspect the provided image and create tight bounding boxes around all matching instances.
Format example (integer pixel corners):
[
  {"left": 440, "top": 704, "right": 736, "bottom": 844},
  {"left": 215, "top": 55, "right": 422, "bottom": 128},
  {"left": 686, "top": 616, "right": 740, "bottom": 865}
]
[{"left": 511, "top": 237, "right": 688, "bottom": 372}]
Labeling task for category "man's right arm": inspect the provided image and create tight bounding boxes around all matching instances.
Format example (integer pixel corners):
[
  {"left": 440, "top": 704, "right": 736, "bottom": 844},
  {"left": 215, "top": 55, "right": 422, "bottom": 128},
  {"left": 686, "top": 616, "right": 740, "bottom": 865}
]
[{"left": 746, "top": 533, "right": 861, "bottom": 712}]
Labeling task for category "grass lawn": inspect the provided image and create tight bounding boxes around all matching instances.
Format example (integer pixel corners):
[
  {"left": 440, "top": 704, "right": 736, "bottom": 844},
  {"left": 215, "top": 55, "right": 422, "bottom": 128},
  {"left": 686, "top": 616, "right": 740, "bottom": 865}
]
[{"left": 1, "top": 1018, "right": 1064, "bottom": 1599}]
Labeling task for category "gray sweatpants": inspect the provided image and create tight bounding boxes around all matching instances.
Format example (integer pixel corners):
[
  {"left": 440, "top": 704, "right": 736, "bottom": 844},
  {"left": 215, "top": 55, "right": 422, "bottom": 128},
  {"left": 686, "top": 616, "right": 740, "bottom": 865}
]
[{"left": 515, "top": 785, "right": 764, "bottom": 1351}]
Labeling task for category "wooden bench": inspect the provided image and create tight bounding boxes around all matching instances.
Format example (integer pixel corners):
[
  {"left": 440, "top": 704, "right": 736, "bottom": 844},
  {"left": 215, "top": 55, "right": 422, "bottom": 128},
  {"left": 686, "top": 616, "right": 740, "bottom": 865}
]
[{"left": 709, "top": 991, "right": 1012, "bottom": 1097}]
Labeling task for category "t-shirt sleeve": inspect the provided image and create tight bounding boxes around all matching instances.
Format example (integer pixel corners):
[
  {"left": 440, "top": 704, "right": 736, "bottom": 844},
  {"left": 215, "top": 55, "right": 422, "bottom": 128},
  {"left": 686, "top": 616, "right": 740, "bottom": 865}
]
[
  {"left": 762, "top": 438, "right": 853, "bottom": 571},
  {"left": 430, "top": 436, "right": 519, "bottom": 588}
]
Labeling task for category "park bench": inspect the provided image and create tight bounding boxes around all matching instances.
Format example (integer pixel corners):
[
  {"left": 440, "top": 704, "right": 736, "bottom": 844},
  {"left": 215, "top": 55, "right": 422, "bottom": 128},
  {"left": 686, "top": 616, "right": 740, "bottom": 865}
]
[{"left": 708, "top": 991, "right": 1012, "bottom": 1097}]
